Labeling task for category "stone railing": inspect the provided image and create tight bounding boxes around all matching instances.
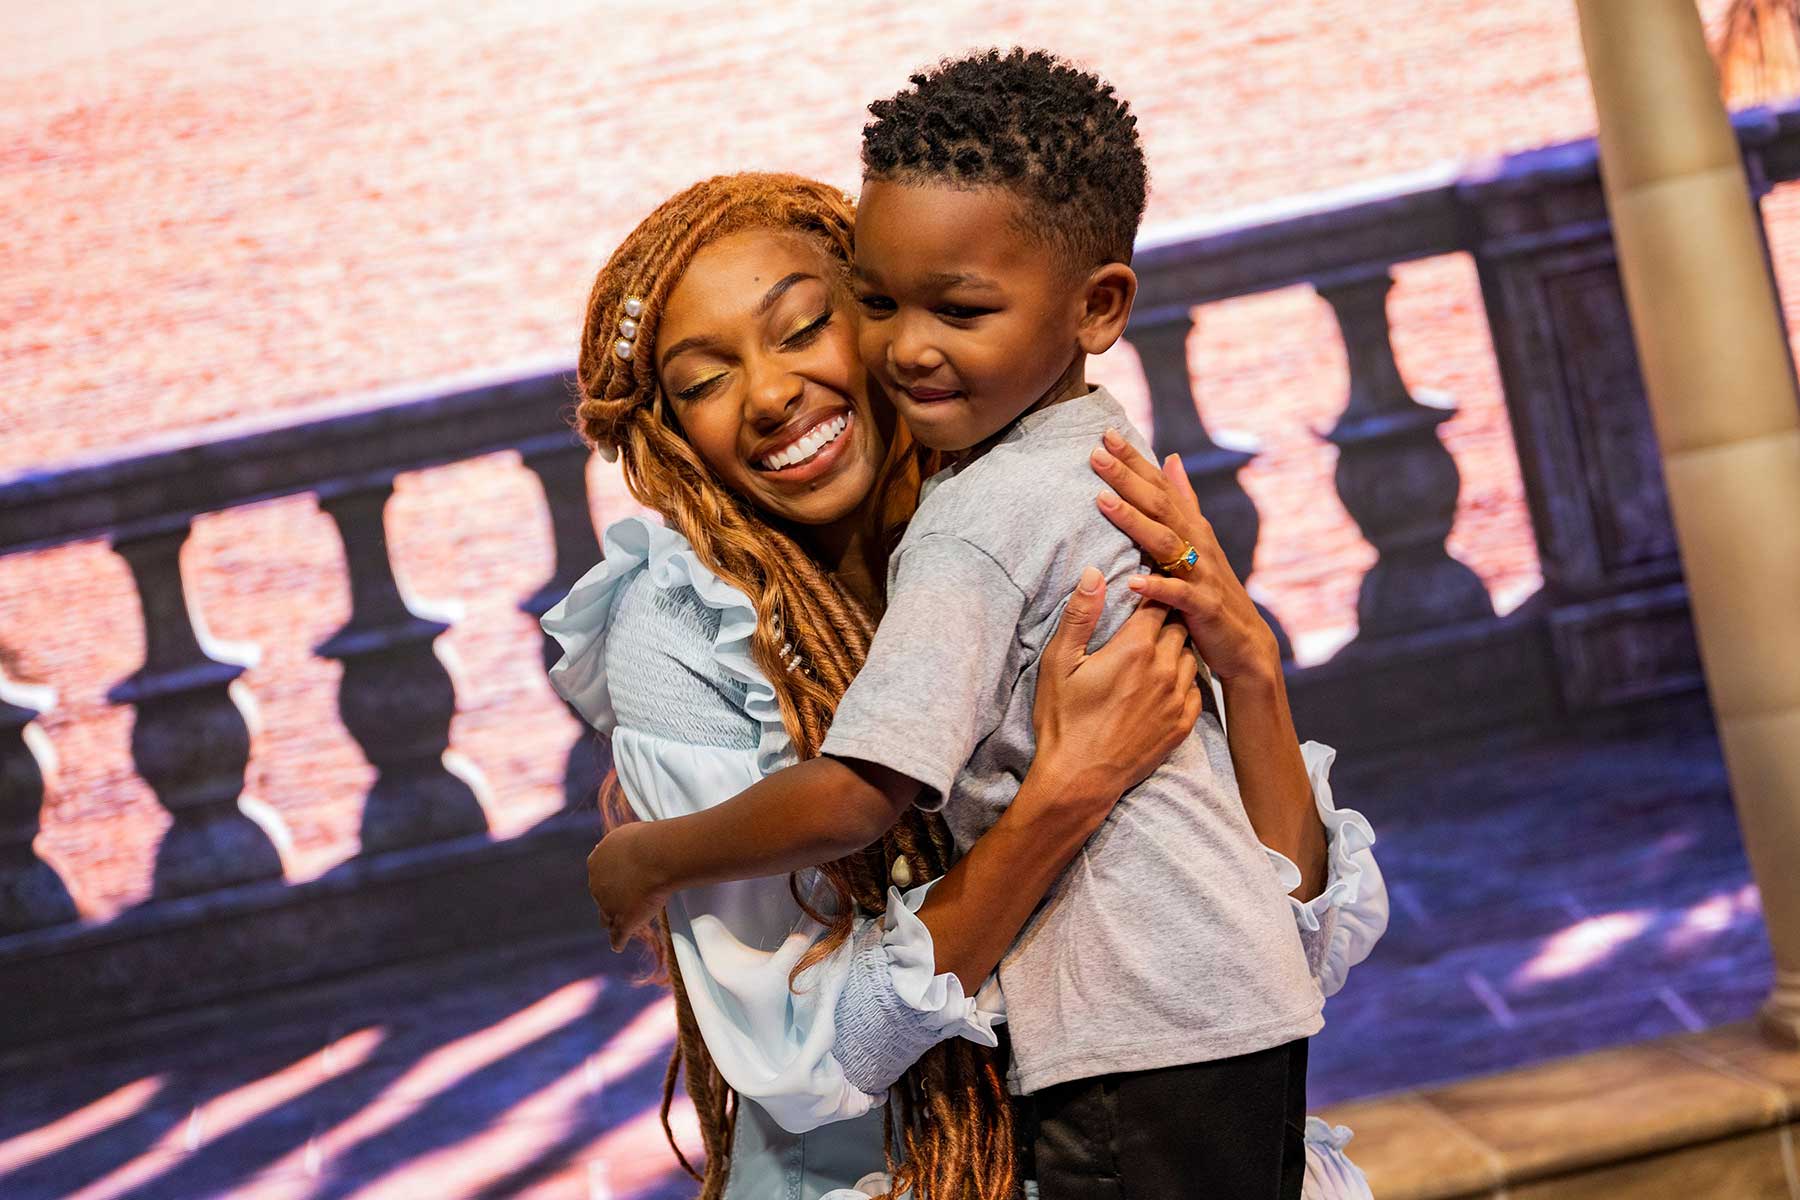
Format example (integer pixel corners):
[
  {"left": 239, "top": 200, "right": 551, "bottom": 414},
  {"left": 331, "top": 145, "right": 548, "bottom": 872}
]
[
  {"left": 0, "top": 368, "right": 608, "bottom": 1041},
  {"left": 1126, "top": 99, "right": 1800, "bottom": 748},
  {"left": 5, "top": 101, "right": 1799, "bottom": 1042}
]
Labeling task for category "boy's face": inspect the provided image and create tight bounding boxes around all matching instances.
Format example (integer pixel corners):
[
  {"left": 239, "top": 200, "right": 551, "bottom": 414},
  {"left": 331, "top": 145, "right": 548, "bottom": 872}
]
[{"left": 852, "top": 180, "right": 1086, "bottom": 452}]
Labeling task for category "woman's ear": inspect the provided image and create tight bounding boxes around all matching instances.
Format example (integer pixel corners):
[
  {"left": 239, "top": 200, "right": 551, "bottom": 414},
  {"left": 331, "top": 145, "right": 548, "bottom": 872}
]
[{"left": 1076, "top": 261, "right": 1139, "bottom": 355}]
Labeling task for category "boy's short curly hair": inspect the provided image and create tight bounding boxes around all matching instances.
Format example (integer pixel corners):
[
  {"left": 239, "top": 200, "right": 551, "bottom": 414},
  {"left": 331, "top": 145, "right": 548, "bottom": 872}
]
[{"left": 861, "top": 47, "right": 1148, "bottom": 270}]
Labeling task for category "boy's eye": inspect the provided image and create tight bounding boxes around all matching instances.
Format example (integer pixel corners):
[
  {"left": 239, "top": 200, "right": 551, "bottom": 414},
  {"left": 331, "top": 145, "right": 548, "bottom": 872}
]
[
  {"left": 855, "top": 293, "right": 896, "bottom": 316},
  {"left": 935, "top": 304, "right": 992, "bottom": 321},
  {"left": 781, "top": 310, "right": 833, "bottom": 348}
]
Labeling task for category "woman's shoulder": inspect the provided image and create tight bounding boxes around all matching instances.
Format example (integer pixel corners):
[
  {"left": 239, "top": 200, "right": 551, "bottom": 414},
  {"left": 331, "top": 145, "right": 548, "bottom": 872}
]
[{"left": 541, "top": 516, "right": 791, "bottom": 763}]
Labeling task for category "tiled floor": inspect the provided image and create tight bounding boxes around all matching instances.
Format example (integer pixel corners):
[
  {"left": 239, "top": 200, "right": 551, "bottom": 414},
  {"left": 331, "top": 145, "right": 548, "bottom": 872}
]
[{"left": 0, "top": 719, "right": 1772, "bottom": 1199}]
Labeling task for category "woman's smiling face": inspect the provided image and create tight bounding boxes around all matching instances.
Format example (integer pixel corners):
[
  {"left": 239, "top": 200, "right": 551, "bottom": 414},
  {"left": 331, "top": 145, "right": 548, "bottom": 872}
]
[{"left": 655, "top": 228, "right": 888, "bottom": 530}]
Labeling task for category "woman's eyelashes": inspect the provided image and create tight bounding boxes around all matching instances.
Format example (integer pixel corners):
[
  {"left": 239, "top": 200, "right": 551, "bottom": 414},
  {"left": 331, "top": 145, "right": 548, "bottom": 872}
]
[
  {"left": 675, "top": 372, "right": 726, "bottom": 402},
  {"left": 671, "top": 310, "right": 834, "bottom": 402},
  {"left": 780, "top": 309, "right": 833, "bottom": 348}
]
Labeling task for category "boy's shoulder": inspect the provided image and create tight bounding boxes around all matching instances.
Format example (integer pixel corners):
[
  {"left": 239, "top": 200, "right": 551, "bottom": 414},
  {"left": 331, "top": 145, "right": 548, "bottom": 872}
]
[{"left": 901, "top": 390, "right": 1148, "bottom": 582}]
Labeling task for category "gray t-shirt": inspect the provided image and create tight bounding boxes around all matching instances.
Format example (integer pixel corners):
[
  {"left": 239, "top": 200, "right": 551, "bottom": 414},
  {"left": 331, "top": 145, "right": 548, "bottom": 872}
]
[{"left": 820, "top": 388, "right": 1323, "bottom": 1094}]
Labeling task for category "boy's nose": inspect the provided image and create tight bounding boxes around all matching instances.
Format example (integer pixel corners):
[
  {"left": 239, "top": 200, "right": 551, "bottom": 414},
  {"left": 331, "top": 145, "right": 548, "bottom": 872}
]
[{"left": 887, "top": 328, "right": 946, "bottom": 379}]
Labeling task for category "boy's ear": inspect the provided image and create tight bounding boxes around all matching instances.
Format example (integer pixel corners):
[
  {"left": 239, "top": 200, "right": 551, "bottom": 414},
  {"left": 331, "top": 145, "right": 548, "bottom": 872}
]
[{"left": 1076, "top": 262, "right": 1138, "bottom": 355}]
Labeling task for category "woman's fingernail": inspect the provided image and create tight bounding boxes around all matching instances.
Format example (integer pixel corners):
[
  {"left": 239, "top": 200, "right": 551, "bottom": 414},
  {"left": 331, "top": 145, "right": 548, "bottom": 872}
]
[
  {"left": 1091, "top": 446, "right": 1115, "bottom": 468},
  {"left": 1079, "top": 566, "right": 1104, "bottom": 593},
  {"left": 1127, "top": 575, "right": 1148, "bottom": 592},
  {"left": 1103, "top": 428, "right": 1125, "bottom": 449},
  {"left": 1097, "top": 492, "right": 1119, "bottom": 510}
]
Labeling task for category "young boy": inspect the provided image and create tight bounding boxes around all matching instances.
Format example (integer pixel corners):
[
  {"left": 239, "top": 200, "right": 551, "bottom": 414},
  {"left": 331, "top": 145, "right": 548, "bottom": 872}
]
[{"left": 594, "top": 49, "right": 1331, "bottom": 1196}]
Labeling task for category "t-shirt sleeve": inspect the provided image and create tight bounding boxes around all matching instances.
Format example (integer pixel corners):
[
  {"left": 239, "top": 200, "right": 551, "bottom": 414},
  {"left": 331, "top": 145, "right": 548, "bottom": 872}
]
[{"left": 820, "top": 532, "right": 1026, "bottom": 810}]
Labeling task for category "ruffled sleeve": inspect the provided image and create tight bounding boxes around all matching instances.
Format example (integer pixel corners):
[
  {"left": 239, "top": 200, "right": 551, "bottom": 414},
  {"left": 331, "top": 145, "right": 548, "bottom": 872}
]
[
  {"left": 831, "top": 879, "right": 1006, "bottom": 1095},
  {"left": 1262, "top": 742, "right": 1390, "bottom": 998},
  {"left": 541, "top": 519, "right": 1004, "bottom": 1135},
  {"left": 1302, "top": 1117, "right": 1376, "bottom": 1200},
  {"left": 541, "top": 514, "right": 793, "bottom": 775}
]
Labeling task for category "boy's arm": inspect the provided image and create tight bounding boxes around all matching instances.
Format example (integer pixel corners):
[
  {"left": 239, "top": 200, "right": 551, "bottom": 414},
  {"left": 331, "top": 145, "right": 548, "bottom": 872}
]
[{"left": 587, "top": 755, "right": 922, "bottom": 947}]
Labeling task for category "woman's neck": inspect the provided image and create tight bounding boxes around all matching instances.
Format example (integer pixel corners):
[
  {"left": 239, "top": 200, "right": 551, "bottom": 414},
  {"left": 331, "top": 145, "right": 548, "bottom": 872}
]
[{"left": 797, "top": 505, "right": 883, "bottom": 613}]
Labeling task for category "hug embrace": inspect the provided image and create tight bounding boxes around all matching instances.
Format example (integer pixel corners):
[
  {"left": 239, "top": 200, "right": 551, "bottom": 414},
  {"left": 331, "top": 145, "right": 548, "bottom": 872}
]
[{"left": 544, "top": 49, "right": 1389, "bottom": 1200}]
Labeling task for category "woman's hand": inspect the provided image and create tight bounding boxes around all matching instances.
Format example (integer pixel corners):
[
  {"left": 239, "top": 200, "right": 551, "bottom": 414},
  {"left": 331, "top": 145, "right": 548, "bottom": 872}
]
[
  {"left": 1091, "top": 430, "right": 1330, "bottom": 897},
  {"left": 1030, "top": 566, "right": 1202, "bottom": 823},
  {"left": 586, "top": 822, "right": 668, "bottom": 950},
  {"left": 1090, "top": 430, "right": 1282, "bottom": 685}
]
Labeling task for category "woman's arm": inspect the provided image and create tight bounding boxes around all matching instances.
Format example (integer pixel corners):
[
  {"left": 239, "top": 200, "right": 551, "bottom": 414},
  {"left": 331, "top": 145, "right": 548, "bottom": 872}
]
[{"left": 1089, "top": 429, "right": 1330, "bottom": 900}]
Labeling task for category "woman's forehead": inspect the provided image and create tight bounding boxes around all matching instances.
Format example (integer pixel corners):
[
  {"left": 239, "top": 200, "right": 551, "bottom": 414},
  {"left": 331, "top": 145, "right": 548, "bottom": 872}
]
[{"left": 671, "top": 227, "right": 835, "bottom": 301}]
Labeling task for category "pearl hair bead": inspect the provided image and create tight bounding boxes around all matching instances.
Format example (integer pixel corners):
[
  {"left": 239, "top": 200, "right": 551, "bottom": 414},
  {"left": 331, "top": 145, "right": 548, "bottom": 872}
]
[
  {"left": 614, "top": 338, "right": 633, "bottom": 360},
  {"left": 618, "top": 317, "right": 639, "bottom": 339},
  {"left": 623, "top": 297, "right": 644, "bottom": 319},
  {"left": 890, "top": 856, "right": 913, "bottom": 888}
]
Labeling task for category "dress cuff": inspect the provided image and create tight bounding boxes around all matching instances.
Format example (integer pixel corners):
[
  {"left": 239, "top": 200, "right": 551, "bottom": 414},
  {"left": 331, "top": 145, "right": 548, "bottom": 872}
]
[
  {"left": 1302, "top": 1117, "right": 1375, "bottom": 1200},
  {"left": 831, "top": 883, "right": 1003, "bottom": 1095},
  {"left": 878, "top": 882, "right": 1004, "bottom": 1044},
  {"left": 1262, "top": 741, "right": 1377, "bottom": 931},
  {"left": 1261, "top": 741, "right": 1388, "bottom": 996}
]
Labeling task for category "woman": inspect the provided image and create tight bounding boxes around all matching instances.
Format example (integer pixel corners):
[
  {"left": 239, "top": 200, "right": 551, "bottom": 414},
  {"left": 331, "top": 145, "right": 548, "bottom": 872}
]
[{"left": 543, "top": 174, "right": 1382, "bottom": 1200}]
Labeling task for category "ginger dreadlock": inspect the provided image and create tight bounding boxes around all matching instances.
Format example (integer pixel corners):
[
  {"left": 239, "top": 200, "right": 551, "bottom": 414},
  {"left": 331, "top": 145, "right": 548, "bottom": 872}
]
[{"left": 574, "top": 172, "right": 1015, "bottom": 1200}]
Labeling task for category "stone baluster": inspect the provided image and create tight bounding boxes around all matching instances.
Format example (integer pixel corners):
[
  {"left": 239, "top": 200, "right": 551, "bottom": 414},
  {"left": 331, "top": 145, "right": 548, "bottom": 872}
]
[
  {"left": 517, "top": 437, "right": 607, "bottom": 817},
  {"left": 1316, "top": 269, "right": 1494, "bottom": 644},
  {"left": 0, "top": 668, "right": 77, "bottom": 932},
  {"left": 1126, "top": 305, "right": 1294, "bottom": 660},
  {"left": 315, "top": 481, "right": 490, "bottom": 855},
  {"left": 109, "top": 522, "right": 288, "bottom": 898}
]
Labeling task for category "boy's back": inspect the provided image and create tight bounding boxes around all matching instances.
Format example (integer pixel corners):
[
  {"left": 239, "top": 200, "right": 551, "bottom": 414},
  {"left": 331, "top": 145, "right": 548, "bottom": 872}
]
[{"left": 821, "top": 387, "right": 1323, "bottom": 1094}]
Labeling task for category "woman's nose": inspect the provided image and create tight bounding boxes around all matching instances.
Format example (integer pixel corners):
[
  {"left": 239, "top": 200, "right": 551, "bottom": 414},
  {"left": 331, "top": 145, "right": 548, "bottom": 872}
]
[{"left": 744, "top": 358, "right": 804, "bottom": 427}]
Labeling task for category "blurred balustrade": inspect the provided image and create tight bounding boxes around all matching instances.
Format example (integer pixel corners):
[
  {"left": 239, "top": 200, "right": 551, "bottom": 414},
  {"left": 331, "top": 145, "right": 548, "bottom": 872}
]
[{"left": 5, "top": 102, "right": 1799, "bottom": 1044}]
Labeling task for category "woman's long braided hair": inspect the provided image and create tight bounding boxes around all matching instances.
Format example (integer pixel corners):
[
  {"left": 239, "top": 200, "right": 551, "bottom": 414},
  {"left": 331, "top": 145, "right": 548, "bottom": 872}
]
[{"left": 575, "top": 173, "right": 1016, "bottom": 1200}]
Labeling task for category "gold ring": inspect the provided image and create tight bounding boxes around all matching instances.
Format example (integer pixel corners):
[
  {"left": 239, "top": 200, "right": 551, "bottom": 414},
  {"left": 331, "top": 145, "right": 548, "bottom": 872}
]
[{"left": 1155, "top": 542, "right": 1200, "bottom": 576}]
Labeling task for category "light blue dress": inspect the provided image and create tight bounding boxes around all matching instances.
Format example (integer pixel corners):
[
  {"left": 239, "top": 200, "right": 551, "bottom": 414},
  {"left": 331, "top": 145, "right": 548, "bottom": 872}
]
[{"left": 543, "top": 516, "right": 1388, "bottom": 1200}]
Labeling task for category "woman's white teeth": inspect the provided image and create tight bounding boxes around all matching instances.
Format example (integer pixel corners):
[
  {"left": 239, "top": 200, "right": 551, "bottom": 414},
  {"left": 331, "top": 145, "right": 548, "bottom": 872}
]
[{"left": 762, "top": 415, "right": 847, "bottom": 470}]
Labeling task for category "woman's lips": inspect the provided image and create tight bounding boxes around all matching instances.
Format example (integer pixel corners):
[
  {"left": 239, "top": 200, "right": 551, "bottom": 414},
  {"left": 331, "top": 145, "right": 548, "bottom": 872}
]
[{"left": 752, "top": 410, "right": 856, "bottom": 485}]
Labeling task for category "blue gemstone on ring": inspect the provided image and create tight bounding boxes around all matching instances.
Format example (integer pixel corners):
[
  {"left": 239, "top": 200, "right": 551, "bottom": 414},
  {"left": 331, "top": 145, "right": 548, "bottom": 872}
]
[{"left": 1182, "top": 547, "right": 1199, "bottom": 568}]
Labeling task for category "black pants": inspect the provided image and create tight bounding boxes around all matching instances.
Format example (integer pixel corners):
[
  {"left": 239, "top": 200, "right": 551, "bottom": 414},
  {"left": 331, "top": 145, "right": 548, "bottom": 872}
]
[{"left": 1022, "top": 1039, "right": 1309, "bottom": 1200}]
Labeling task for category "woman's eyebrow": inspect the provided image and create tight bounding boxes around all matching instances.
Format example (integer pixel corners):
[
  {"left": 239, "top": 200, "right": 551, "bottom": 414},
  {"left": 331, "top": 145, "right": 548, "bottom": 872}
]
[
  {"left": 659, "top": 334, "right": 717, "bottom": 369},
  {"left": 755, "top": 272, "right": 817, "bottom": 315}
]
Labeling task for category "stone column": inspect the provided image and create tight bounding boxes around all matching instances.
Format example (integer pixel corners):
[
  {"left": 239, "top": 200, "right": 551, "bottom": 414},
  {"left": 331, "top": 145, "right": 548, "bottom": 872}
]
[
  {"left": 0, "top": 668, "right": 76, "bottom": 931},
  {"left": 1317, "top": 269, "right": 1493, "bottom": 644},
  {"left": 315, "top": 482, "right": 490, "bottom": 854},
  {"left": 110, "top": 523, "right": 288, "bottom": 898},
  {"left": 1127, "top": 306, "right": 1294, "bottom": 660},
  {"left": 1576, "top": 0, "right": 1800, "bottom": 1045},
  {"left": 517, "top": 437, "right": 607, "bottom": 817}
]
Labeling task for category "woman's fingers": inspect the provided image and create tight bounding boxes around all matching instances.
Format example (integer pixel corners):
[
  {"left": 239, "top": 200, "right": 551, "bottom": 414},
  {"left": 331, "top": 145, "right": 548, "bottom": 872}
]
[
  {"left": 1096, "top": 491, "right": 1190, "bottom": 566},
  {"left": 1091, "top": 445, "right": 1174, "bottom": 526},
  {"left": 1042, "top": 566, "right": 1107, "bottom": 676},
  {"left": 1161, "top": 451, "right": 1201, "bottom": 506},
  {"left": 1128, "top": 572, "right": 1216, "bottom": 621},
  {"left": 1100, "top": 428, "right": 1168, "bottom": 488},
  {"left": 1153, "top": 613, "right": 1189, "bottom": 673}
]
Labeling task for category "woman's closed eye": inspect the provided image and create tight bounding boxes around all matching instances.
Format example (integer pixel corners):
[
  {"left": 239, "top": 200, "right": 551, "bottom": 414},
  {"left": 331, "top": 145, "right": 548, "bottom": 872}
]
[
  {"left": 780, "top": 309, "right": 833, "bottom": 348},
  {"left": 675, "top": 371, "right": 728, "bottom": 402}
]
